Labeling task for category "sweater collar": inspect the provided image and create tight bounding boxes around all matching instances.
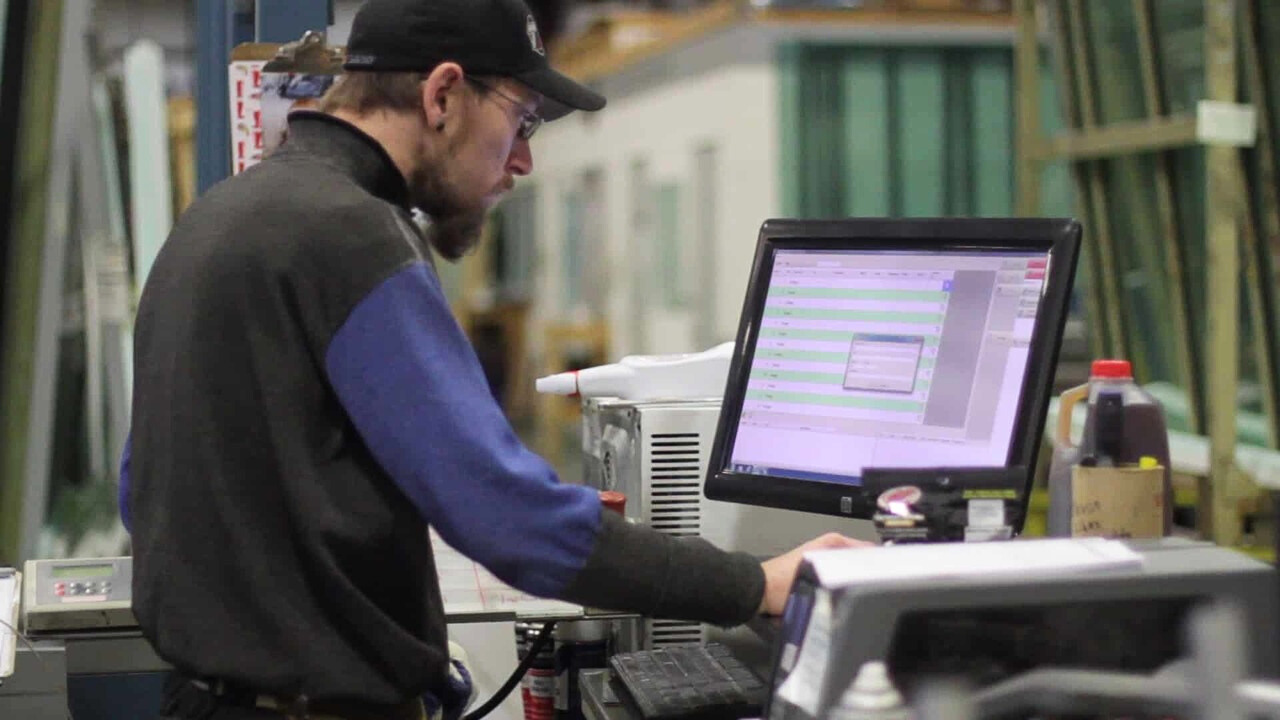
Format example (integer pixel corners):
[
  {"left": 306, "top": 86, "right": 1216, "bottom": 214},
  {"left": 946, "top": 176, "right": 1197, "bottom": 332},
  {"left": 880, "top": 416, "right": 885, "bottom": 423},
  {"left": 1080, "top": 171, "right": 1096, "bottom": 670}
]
[{"left": 280, "top": 111, "right": 411, "bottom": 210}]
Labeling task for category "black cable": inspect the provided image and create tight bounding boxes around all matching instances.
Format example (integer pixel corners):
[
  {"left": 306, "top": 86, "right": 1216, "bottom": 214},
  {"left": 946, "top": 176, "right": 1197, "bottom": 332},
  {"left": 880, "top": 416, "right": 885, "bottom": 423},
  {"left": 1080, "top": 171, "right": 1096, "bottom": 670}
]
[{"left": 462, "top": 620, "right": 556, "bottom": 720}]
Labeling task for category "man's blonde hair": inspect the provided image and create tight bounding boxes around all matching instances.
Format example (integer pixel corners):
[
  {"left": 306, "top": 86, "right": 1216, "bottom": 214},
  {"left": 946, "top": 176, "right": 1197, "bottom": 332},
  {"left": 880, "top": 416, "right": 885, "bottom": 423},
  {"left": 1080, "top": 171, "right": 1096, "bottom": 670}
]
[{"left": 316, "top": 71, "right": 428, "bottom": 115}]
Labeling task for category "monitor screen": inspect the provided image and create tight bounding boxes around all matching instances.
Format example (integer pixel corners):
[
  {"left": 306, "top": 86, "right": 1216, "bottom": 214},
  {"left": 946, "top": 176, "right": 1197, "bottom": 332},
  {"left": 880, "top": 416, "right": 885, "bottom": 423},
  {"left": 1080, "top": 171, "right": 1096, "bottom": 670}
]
[
  {"left": 706, "top": 219, "right": 1080, "bottom": 520},
  {"left": 730, "top": 248, "right": 1048, "bottom": 484}
]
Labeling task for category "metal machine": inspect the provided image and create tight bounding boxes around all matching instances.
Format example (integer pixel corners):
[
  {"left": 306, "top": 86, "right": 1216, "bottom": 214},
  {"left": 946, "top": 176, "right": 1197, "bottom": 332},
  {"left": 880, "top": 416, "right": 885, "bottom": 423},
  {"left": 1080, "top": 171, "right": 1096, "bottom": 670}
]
[
  {"left": 0, "top": 557, "right": 168, "bottom": 720},
  {"left": 22, "top": 556, "right": 134, "bottom": 633},
  {"left": 581, "top": 397, "right": 872, "bottom": 648},
  {"left": 766, "top": 538, "right": 1279, "bottom": 720}
]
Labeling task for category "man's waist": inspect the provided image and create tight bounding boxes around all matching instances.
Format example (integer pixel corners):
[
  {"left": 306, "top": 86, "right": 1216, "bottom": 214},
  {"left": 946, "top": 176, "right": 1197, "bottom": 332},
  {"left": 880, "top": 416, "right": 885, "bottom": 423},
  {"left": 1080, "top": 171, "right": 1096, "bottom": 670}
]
[{"left": 190, "top": 677, "right": 428, "bottom": 720}]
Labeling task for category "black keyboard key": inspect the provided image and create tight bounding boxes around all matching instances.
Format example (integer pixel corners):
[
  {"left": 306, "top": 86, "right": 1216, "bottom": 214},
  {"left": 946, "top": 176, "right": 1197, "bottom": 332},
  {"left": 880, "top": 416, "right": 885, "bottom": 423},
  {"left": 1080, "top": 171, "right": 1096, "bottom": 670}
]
[
  {"left": 609, "top": 643, "right": 765, "bottom": 720},
  {"left": 705, "top": 644, "right": 732, "bottom": 658}
]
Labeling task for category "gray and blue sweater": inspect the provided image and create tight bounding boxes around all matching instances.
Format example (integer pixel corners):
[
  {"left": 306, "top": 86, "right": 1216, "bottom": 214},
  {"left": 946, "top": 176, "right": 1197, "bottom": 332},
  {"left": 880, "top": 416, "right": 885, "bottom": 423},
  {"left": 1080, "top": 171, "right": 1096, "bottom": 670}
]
[{"left": 121, "top": 112, "right": 763, "bottom": 707}]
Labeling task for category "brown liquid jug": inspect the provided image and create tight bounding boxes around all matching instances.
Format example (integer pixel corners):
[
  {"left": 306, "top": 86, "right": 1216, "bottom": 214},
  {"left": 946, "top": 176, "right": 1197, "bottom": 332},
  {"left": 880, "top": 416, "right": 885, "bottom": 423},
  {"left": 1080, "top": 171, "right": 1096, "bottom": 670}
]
[{"left": 1046, "top": 359, "right": 1173, "bottom": 536}]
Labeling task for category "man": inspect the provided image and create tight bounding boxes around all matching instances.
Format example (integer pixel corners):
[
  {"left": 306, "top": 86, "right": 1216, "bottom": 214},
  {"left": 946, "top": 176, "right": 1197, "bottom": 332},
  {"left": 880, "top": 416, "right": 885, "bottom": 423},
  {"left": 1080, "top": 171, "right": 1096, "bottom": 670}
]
[{"left": 123, "top": 0, "right": 865, "bottom": 718}]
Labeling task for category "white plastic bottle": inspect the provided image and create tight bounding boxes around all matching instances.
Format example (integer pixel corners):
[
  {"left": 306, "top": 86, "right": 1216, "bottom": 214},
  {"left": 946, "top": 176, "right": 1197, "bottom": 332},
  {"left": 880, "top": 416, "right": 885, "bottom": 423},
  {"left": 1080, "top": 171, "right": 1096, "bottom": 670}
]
[
  {"left": 825, "top": 662, "right": 912, "bottom": 720},
  {"left": 535, "top": 341, "right": 735, "bottom": 401}
]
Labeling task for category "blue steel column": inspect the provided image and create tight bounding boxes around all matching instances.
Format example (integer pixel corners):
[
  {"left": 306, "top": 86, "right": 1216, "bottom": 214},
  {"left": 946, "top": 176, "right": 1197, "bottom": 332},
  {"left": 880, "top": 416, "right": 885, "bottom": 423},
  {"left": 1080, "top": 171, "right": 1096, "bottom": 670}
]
[
  {"left": 195, "top": 0, "right": 254, "bottom": 195},
  {"left": 255, "top": 0, "right": 332, "bottom": 43}
]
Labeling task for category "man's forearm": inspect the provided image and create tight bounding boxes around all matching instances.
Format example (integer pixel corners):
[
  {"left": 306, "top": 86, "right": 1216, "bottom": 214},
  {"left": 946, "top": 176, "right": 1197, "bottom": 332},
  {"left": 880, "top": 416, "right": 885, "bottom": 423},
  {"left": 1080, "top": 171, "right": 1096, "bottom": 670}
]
[{"left": 557, "top": 510, "right": 765, "bottom": 626}]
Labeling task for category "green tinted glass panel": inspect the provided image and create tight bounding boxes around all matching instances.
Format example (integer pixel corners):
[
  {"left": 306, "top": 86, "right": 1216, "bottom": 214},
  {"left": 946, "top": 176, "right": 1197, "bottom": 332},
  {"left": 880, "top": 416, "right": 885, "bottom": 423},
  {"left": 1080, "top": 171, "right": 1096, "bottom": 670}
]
[
  {"left": 0, "top": 0, "right": 7, "bottom": 97},
  {"left": 563, "top": 191, "right": 583, "bottom": 307},
  {"left": 970, "top": 49, "right": 1013, "bottom": 216},
  {"left": 656, "top": 183, "right": 683, "bottom": 308},
  {"left": 778, "top": 43, "right": 1043, "bottom": 220},
  {"left": 896, "top": 50, "right": 946, "bottom": 216},
  {"left": 843, "top": 49, "right": 891, "bottom": 216}
]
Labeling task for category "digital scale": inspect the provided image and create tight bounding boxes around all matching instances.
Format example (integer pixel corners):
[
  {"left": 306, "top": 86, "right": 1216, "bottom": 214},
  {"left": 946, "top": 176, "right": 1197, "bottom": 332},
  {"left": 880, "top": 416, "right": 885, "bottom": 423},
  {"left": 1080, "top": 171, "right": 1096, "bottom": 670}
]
[{"left": 21, "top": 557, "right": 135, "bottom": 634}]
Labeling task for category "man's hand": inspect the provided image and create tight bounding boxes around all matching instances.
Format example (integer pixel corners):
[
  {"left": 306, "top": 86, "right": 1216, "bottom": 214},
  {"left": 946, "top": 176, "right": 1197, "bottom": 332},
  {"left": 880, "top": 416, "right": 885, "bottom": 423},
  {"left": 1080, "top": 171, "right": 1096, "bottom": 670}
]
[{"left": 758, "top": 533, "right": 873, "bottom": 615}]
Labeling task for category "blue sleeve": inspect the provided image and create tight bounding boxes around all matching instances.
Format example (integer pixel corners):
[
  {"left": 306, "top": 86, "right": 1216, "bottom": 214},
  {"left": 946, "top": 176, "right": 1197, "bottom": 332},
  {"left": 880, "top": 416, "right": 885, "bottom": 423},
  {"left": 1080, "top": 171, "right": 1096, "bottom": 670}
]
[
  {"left": 119, "top": 434, "right": 132, "bottom": 533},
  {"left": 324, "top": 264, "right": 602, "bottom": 598}
]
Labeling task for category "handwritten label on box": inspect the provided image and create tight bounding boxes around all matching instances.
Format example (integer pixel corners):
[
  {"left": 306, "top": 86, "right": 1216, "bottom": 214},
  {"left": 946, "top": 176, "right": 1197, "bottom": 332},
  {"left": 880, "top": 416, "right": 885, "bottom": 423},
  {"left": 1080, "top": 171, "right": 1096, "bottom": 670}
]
[{"left": 1071, "top": 465, "right": 1164, "bottom": 539}]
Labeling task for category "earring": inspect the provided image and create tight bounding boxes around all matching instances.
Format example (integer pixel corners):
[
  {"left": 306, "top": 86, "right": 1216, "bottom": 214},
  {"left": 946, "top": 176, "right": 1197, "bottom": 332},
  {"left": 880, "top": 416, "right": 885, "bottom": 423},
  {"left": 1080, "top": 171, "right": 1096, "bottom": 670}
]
[{"left": 437, "top": 122, "right": 445, "bottom": 132}]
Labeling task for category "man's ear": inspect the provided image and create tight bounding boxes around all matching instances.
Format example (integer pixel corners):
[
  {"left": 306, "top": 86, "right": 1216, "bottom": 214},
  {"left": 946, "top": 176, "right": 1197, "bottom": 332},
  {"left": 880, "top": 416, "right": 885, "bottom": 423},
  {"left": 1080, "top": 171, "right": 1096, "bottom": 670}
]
[{"left": 422, "top": 62, "right": 465, "bottom": 132}]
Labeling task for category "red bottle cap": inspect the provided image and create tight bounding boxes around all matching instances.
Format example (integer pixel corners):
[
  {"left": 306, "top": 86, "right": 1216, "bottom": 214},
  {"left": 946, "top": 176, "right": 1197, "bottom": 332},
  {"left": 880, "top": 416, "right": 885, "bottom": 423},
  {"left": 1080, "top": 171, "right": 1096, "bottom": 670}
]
[
  {"left": 1091, "top": 359, "right": 1133, "bottom": 379},
  {"left": 600, "top": 491, "right": 627, "bottom": 516}
]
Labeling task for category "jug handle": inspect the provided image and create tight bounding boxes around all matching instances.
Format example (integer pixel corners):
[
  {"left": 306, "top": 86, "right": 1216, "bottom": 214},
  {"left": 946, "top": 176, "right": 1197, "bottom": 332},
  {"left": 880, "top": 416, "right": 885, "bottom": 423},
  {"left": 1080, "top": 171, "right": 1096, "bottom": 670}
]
[{"left": 1055, "top": 383, "right": 1089, "bottom": 450}]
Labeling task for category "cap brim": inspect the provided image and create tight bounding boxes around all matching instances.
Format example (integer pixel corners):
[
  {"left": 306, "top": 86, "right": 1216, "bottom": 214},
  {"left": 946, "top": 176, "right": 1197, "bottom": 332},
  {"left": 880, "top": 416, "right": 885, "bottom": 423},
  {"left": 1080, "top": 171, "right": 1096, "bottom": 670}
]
[{"left": 513, "top": 65, "right": 605, "bottom": 122}]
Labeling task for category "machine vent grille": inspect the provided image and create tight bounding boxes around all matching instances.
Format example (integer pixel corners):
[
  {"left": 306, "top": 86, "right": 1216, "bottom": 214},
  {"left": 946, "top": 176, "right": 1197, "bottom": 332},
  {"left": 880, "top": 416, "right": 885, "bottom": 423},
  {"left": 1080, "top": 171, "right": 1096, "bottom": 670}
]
[
  {"left": 647, "top": 618, "right": 705, "bottom": 649},
  {"left": 646, "top": 433, "right": 702, "bottom": 537}
]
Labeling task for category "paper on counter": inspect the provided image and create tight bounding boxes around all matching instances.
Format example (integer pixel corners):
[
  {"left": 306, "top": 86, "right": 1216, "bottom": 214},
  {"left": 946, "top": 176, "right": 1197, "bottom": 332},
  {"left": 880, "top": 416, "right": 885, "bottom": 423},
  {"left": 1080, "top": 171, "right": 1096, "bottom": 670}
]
[
  {"left": 431, "top": 530, "right": 583, "bottom": 621},
  {"left": 806, "top": 537, "right": 1143, "bottom": 588},
  {"left": 0, "top": 570, "right": 19, "bottom": 678}
]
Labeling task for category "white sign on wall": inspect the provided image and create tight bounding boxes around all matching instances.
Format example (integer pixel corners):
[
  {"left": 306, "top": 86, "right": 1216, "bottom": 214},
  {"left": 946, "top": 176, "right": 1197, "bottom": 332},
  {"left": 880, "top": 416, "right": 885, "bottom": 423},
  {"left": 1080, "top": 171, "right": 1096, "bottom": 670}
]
[{"left": 228, "top": 59, "right": 267, "bottom": 175}]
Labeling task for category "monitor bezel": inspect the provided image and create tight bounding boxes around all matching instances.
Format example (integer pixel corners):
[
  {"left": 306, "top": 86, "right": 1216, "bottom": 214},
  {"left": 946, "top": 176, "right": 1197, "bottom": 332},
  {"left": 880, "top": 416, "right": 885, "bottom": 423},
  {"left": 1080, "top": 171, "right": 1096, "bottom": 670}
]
[{"left": 704, "top": 217, "right": 1082, "bottom": 522}]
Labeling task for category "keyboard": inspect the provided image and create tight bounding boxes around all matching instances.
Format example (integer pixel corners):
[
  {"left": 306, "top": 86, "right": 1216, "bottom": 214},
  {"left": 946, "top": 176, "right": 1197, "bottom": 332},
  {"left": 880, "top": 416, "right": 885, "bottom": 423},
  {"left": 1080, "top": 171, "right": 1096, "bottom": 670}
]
[{"left": 609, "top": 643, "right": 767, "bottom": 720}]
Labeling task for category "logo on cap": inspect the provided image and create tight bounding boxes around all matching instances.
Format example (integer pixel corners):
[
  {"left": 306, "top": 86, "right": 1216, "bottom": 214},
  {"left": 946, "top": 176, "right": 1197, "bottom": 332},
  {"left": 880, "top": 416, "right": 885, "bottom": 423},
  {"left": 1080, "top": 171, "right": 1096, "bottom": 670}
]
[{"left": 527, "top": 14, "right": 545, "bottom": 56}]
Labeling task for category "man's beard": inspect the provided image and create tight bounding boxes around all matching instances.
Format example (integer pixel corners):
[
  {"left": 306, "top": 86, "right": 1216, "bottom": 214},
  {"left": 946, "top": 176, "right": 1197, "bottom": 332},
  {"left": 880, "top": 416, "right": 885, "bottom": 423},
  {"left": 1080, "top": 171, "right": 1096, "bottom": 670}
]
[
  {"left": 409, "top": 163, "right": 488, "bottom": 262},
  {"left": 423, "top": 209, "right": 486, "bottom": 262}
]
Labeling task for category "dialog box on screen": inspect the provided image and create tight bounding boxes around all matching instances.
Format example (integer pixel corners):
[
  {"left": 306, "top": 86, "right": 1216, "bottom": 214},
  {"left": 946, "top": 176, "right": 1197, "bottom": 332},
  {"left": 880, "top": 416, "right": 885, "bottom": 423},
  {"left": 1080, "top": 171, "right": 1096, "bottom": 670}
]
[{"left": 843, "top": 334, "right": 925, "bottom": 393}]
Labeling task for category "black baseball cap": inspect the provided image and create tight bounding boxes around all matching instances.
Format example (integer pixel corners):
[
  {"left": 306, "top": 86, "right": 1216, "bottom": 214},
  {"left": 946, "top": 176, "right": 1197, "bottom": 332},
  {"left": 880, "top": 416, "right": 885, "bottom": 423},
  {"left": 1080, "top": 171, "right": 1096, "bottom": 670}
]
[{"left": 344, "top": 0, "right": 606, "bottom": 121}]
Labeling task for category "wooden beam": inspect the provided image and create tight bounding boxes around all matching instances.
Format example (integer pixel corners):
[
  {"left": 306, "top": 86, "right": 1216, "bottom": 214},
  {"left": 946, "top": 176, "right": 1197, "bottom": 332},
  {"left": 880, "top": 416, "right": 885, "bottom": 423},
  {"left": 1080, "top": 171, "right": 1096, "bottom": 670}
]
[
  {"left": 550, "top": 1, "right": 1016, "bottom": 84},
  {"left": 1014, "top": 0, "right": 1041, "bottom": 217},
  {"left": 1205, "top": 0, "right": 1245, "bottom": 544},
  {"left": 751, "top": 7, "right": 1015, "bottom": 28},
  {"left": 551, "top": 1, "right": 743, "bottom": 84},
  {"left": 1039, "top": 114, "right": 1199, "bottom": 160}
]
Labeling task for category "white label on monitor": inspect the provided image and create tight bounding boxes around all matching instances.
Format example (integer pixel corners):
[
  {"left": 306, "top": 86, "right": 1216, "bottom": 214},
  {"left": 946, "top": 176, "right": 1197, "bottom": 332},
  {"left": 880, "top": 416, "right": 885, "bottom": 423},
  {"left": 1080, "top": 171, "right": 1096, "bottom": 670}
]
[
  {"left": 967, "top": 498, "right": 1005, "bottom": 528},
  {"left": 775, "top": 589, "right": 832, "bottom": 716}
]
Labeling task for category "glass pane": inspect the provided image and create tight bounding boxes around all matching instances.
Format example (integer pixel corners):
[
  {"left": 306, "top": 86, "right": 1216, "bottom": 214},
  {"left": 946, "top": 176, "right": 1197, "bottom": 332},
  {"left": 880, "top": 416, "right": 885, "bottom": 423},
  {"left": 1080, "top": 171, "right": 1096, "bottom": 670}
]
[
  {"left": 563, "top": 191, "right": 583, "bottom": 308},
  {"left": 628, "top": 159, "right": 652, "bottom": 352},
  {"left": 1101, "top": 155, "right": 1176, "bottom": 384},
  {"left": 798, "top": 47, "right": 845, "bottom": 217},
  {"left": 1084, "top": 0, "right": 1147, "bottom": 122},
  {"left": 693, "top": 144, "right": 718, "bottom": 348},
  {"left": 580, "top": 169, "right": 606, "bottom": 311},
  {"left": 895, "top": 49, "right": 946, "bottom": 217},
  {"left": 494, "top": 188, "right": 537, "bottom": 302},
  {"left": 1153, "top": 0, "right": 1205, "bottom": 114},
  {"left": 968, "top": 48, "right": 1014, "bottom": 217},
  {"left": 778, "top": 43, "right": 803, "bottom": 217},
  {"left": 1169, "top": 145, "right": 1207, "bottom": 384},
  {"left": 563, "top": 170, "right": 605, "bottom": 313},
  {"left": 783, "top": 43, "right": 1050, "bottom": 222},
  {"left": 1038, "top": 49, "right": 1074, "bottom": 218},
  {"left": 1245, "top": 1, "right": 1280, "bottom": 435},
  {"left": 0, "top": 0, "right": 7, "bottom": 97},
  {"left": 1080, "top": 1, "right": 1172, "bottom": 381},
  {"left": 1257, "top": 0, "right": 1280, "bottom": 168},
  {"left": 843, "top": 48, "right": 891, "bottom": 216},
  {"left": 656, "top": 183, "right": 683, "bottom": 309}
]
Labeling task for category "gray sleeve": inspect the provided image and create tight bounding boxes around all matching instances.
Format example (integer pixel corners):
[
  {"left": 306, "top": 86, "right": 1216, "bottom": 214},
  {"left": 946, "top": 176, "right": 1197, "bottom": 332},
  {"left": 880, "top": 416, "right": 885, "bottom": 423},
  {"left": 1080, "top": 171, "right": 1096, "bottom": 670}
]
[{"left": 557, "top": 510, "right": 766, "bottom": 627}]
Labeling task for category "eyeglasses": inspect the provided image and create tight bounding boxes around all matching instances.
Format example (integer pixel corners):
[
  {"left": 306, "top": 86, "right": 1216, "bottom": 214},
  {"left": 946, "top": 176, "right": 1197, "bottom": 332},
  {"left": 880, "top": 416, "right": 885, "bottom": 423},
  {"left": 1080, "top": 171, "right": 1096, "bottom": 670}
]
[{"left": 466, "top": 77, "right": 543, "bottom": 141}]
